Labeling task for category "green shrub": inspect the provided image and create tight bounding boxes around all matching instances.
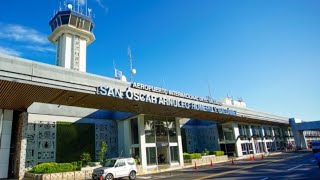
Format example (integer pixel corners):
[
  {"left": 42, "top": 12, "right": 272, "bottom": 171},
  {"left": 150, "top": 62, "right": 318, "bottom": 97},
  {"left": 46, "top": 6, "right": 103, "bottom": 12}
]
[
  {"left": 80, "top": 152, "right": 92, "bottom": 166},
  {"left": 204, "top": 148, "right": 209, "bottom": 155},
  {"left": 30, "top": 162, "right": 74, "bottom": 174},
  {"left": 98, "top": 142, "right": 108, "bottom": 164},
  {"left": 71, "top": 162, "right": 77, "bottom": 171},
  {"left": 183, "top": 153, "right": 202, "bottom": 160},
  {"left": 183, "top": 153, "right": 192, "bottom": 160},
  {"left": 190, "top": 153, "right": 202, "bottom": 159},
  {"left": 213, "top": 151, "right": 224, "bottom": 156},
  {"left": 77, "top": 161, "right": 82, "bottom": 170},
  {"left": 209, "top": 150, "right": 215, "bottom": 155}
]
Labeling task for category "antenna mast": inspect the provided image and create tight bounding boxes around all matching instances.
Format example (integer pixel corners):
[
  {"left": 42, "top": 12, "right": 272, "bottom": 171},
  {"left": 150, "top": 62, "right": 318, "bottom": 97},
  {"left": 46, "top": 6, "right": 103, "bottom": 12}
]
[
  {"left": 77, "top": 0, "right": 80, "bottom": 13},
  {"left": 207, "top": 80, "right": 212, "bottom": 99},
  {"left": 128, "top": 47, "right": 133, "bottom": 82},
  {"left": 86, "top": 0, "right": 88, "bottom": 16}
]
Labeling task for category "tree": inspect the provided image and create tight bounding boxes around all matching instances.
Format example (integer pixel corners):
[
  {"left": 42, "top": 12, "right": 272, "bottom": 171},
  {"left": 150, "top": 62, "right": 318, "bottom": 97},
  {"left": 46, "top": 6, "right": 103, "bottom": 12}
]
[
  {"left": 80, "top": 152, "right": 92, "bottom": 166},
  {"left": 98, "top": 141, "right": 108, "bottom": 164}
]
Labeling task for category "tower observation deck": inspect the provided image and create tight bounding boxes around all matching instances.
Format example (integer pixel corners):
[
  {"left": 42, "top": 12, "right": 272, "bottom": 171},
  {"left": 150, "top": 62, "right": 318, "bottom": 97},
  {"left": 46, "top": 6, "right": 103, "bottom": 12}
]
[{"left": 48, "top": 7, "right": 95, "bottom": 72}]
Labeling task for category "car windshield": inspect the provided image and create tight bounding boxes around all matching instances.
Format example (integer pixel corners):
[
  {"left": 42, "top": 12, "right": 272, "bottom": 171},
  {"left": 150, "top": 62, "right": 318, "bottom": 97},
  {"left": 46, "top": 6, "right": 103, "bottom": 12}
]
[{"left": 104, "top": 159, "right": 117, "bottom": 167}]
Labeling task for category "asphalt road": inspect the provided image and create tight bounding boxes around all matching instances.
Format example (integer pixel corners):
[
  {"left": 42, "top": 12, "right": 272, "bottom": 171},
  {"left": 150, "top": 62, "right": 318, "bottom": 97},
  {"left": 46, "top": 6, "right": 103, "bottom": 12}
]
[{"left": 136, "top": 151, "right": 320, "bottom": 180}]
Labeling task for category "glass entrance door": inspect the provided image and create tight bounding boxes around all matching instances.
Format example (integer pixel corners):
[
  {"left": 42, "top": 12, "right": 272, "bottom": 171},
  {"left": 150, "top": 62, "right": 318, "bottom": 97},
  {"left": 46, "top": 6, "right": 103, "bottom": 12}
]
[{"left": 157, "top": 146, "right": 169, "bottom": 165}]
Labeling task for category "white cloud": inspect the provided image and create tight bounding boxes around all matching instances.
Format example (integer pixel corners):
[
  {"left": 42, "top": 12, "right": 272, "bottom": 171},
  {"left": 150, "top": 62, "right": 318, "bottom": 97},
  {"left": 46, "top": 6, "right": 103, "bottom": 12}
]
[
  {"left": 80, "top": 0, "right": 86, "bottom": 5},
  {"left": 96, "top": 0, "right": 108, "bottom": 12},
  {"left": 0, "top": 47, "right": 21, "bottom": 57},
  {"left": 0, "top": 23, "right": 48, "bottom": 44},
  {"left": 24, "top": 45, "right": 56, "bottom": 53}
]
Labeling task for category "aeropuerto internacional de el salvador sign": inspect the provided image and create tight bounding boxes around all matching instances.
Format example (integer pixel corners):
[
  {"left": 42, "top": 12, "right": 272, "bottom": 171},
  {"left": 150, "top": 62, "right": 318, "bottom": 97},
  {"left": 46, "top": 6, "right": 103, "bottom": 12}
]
[{"left": 96, "top": 82, "right": 237, "bottom": 116}]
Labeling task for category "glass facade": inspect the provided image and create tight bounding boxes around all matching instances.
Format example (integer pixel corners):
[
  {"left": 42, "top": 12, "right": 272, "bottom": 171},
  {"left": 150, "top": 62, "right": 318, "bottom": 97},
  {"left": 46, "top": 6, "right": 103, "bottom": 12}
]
[
  {"left": 131, "top": 118, "right": 139, "bottom": 144},
  {"left": 238, "top": 124, "right": 250, "bottom": 140},
  {"left": 145, "top": 119, "right": 155, "bottom": 143},
  {"left": 222, "top": 126, "right": 235, "bottom": 141},
  {"left": 241, "top": 143, "right": 253, "bottom": 155},
  {"left": 146, "top": 147, "right": 157, "bottom": 166},
  {"left": 170, "top": 146, "right": 179, "bottom": 163},
  {"left": 144, "top": 115, "right": 179, "bottom": 166},
  {"left": 144, "top": 116, "right": 177, "bottom": 144},
  {"left": 252, "top": 126, "right": 262, "bottom": 138}
]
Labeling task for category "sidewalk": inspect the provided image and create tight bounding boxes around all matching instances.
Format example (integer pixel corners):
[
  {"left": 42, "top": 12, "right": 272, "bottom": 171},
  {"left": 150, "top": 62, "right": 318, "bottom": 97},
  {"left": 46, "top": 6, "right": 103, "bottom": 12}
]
[{"left": 138, "top": 151, "right": 285, "bottom": 176}]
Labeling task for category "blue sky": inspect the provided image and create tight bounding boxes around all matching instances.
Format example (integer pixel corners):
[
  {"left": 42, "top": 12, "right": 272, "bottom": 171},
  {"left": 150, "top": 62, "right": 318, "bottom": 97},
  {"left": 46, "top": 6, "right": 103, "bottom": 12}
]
[{"left": 0, "top": 0, "right": 319, "bottom": 120}]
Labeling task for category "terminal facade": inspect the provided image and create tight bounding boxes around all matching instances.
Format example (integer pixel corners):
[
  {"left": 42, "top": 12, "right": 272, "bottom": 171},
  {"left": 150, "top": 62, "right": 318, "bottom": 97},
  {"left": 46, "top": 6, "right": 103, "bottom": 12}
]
[{"left": 0, "top": 6, "right": 308, "bottom": 179}]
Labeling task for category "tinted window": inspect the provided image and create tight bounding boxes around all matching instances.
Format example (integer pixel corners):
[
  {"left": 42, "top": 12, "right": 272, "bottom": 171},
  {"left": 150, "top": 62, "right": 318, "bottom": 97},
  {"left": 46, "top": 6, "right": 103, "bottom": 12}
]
[
  {"left": 127, "top": 159, "right": 135, "bottom": 165},
  {"left": 116, "top": 160, "right": 126, "bottom": 167},
  {"left": 104, "top": 159, "right": 116, "bottom": 167},
  {"left": 61, "top": 15, "right": 70, "bottom": 25}
]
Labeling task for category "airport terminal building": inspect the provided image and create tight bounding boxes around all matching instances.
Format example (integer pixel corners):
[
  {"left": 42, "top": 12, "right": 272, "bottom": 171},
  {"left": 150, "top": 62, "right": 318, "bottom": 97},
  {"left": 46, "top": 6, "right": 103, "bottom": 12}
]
[{"left": 0, "top": 8, "right": 295, "bottom": 179}]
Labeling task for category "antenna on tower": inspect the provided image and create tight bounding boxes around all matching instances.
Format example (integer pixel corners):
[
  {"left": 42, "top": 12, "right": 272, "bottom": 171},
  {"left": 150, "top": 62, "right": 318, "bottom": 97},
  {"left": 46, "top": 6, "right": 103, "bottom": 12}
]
[
  {"left": 128, "top": 47, "right": 137, "bottom": 82},
  {"left": 207, "top": 80, "right": 213, "bottom": 100},
  {"left": 88, "top": 8, "right": 92, "bottom": 17},
  {"left": 77, "top": 0, "right": 80, "bottom": 13},
  {"left": 59, "top": 0, "right": 62, "bottom": 11},
  {"left": 86, "top": 0, "right": 88, "bottom": 16}
]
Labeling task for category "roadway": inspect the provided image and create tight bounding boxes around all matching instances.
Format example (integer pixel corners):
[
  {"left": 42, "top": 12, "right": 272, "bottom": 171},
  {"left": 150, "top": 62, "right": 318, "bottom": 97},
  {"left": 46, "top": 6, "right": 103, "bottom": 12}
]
[{"left": 136, "top": 151, "right": 319, "bottom": 180}]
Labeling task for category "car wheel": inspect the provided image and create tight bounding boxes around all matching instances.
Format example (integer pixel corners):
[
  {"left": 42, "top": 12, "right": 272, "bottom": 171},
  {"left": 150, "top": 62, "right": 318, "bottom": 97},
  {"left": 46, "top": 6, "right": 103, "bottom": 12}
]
[
  {"left": 105, "top": 173, "right": 114, "bottom": 180},
  {"left": 129, "top": 170, "right": 136, "bottom": 180}
]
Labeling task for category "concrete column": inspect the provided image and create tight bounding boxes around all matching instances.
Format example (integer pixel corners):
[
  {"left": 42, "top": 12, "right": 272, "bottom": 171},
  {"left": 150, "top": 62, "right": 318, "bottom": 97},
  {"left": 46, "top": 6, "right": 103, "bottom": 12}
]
[
  {"left": 18, "top": 112, "right": 28, "bottom": 180},
  {"left": 261, "top": 126, "right": 268, "bottom": 153},
  {"left": 233, "top": 123, "right": 242, "bottom": 157},
  {"left": 176, "top": 118, "right": 184, "bottom": 167},
  {"left": 138, "top": 115, "right": 147, "bottom": 171},
  {"left": 249, "top": 125, "right": 256, "bottom": 154},
  {"left": 271, "top": 127, "right": 277, "bottom": 151},
  {"left": 0, "top": 109, "right": 13, "bottom": 179},
  {"left": 289, "top": 118, "right": 307, "bottom": 149}
]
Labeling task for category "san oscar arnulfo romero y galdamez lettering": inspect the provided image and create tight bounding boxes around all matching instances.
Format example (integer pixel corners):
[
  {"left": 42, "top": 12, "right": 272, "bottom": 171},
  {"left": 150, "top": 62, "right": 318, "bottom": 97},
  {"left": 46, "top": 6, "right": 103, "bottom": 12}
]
[{"left": 96, "top": 83, "right": 237, "bottom": 116}]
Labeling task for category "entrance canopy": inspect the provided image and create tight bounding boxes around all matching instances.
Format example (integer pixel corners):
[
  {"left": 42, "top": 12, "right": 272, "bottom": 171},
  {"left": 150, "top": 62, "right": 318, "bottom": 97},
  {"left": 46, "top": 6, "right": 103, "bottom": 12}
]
[{"left": 0, "top": 54, "right": 288, "bottom": 125}]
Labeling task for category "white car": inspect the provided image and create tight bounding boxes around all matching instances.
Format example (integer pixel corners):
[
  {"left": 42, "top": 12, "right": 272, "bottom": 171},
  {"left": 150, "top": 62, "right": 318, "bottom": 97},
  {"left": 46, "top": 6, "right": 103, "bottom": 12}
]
[{"left": 92, "top": 157, "right": 137, "bottom": 180}]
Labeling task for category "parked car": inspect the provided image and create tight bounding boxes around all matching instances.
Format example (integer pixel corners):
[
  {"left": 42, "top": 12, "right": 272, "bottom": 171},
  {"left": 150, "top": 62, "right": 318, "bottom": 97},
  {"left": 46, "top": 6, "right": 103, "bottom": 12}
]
[{"left": 92, "top": 157, "right": 137, "bottom": 180}]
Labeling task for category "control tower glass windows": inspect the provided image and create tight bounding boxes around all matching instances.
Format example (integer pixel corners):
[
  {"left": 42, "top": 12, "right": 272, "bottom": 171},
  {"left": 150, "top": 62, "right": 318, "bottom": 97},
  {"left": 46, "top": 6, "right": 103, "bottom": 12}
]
[
  {"left": 83, "top": 20, "right": 92, "bottom": 31},
  {"left": 61, "top": 15, "right": 70, "bottom": 25},
  {"left": 57, "top": 16, "right": 62, "bottom": 26},
  {"left": 70, "top": 15, "right": 77, "bottom": 27}
]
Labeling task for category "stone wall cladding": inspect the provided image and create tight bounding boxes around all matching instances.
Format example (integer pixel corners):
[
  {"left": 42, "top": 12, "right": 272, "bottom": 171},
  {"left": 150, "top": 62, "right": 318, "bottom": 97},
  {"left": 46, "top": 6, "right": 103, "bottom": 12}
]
[
  {"left": 19, "top": 112, "right": 29, "bottom": 179},
  {"left": 24, "top": 170, "right": 94, "bottom": 180},
  {"left": 25, "top": 121, "right": 56, "bottom": 169},
  {"left": 95, "top": 121, "right": 118, "bottom": 160}
]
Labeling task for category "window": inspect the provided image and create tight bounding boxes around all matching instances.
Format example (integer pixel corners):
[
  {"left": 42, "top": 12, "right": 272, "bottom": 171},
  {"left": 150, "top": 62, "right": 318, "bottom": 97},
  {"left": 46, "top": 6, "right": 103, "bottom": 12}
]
[
  {"left": 57, "top": 16, "right": 62, "bottom": 26},
  {"left": 115, "top": 160, "right": 125, "bottom": 167},
  {"left": 170, "top": 146, "right": 179, "bottom": 163},
  {"left": 146, "top": 147, "right": 156, "bottom": 166},
  {"left": 264, "top": 127, "right": 272, "bottom": 139},
  {"left": 168, "top": 119, "right": 177, "bottom": 142},
  {"left": 155, "top": 120, "right": 168, "bottom": 143},
  {"left": 241, "top": 143, "right": 253, "bottom": 155},
  {"left": 127, "top": 159, "right": 135, "bottom": 165},
  {"left": 69, "top": 15, "right": 77, "bottom": 26},
  {"left": 83, "top": 20, "right": 91, "bottom": 31},
  {"left": 238, "top": 124, "right": 250, "bottom": 140},
  {"left": 274, "top": 128, "right": 281, "bottom": 137},
  {"left": 61, "top": 15, "right": 70, "bottom": 25},
  {"left": 222, "top": 126, "right": 235, "bottom": 141},
  {"left": 145, "top": 119, "right": 155, "bottom": 143},
  {"left": 131, "top": 118, "right": 139, "bottom": 144}
]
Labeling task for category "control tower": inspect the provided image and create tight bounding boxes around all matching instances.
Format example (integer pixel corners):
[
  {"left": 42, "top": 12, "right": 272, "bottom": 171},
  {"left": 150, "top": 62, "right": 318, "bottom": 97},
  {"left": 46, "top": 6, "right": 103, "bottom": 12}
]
[{"left": 48, "top": 4, "right": 95, "bottom": 72}]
